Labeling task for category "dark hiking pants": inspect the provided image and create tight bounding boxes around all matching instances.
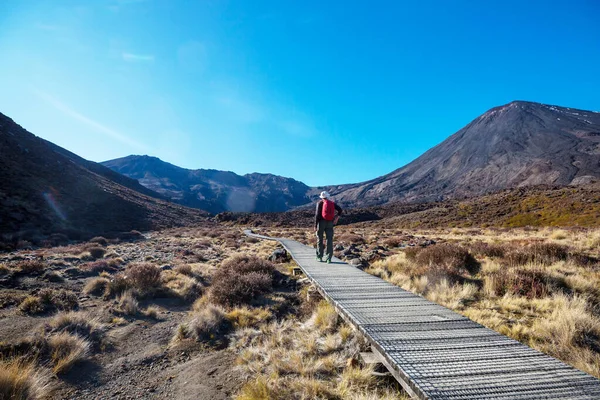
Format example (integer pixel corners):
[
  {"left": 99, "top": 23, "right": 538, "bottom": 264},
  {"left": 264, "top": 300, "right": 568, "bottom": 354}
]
[{"left": 316, "top": 220, "right": 334, "bottom": 261}]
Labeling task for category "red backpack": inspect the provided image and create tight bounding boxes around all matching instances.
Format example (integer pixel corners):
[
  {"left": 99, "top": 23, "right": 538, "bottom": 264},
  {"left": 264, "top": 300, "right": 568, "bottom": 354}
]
[{"left": 321, "top": 199, "right": 335, "bottom": 221}]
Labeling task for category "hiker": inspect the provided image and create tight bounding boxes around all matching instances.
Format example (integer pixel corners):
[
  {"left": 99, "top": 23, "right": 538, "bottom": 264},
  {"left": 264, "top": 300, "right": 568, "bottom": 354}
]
[{"left": 315, "top": 191, "right": 343, "bottom": 263}]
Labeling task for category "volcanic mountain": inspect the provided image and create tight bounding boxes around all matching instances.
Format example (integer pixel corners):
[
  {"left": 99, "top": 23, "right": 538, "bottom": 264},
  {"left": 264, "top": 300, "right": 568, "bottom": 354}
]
[
  {"left": 101, "top": 155, "right": 312, "bottom": 214},
  {"left": 324, "top": 101, "right": 600, "bottom": 207},
  {"left": 0, "top": 112, "right": 207, "bottom": 246}
]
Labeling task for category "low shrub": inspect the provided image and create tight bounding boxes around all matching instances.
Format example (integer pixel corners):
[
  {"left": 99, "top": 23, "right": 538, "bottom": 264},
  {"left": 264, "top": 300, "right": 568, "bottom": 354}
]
[
  {"left": 89, "top": 236, "right": 108, "bottom": 246},
  {"left": 173, "top": 305, "right": 231, "bottom": 344},
  {"left": 47, "top": 312, "right": 104, "bottom": 345},
  {"left": 83, "top": 277, "right": 110, "bottom": 296},
  {"left": 19, "top": 290, "right": 78, "bottom": 315},
  {"left": 222, "top": 255, "right": 275, "bottom": 276},
  {"left": 125, "top": 263, "right": 161, "bottom": 291},
  {"left": 87, "top": 247, "right": 106, "bottom": 259},
  {"left": 80, "top": 260, "right": 119, "bottom": 276},
  {"left": 17, "top": 260, "right": 46, "bottom": 275},
  {"left": 415, "top": 243, "right": 481, "bottom": 275},
  {"left": 47, "top": 290, "right": 78, "bottom": 311},
  {"left": 490, "top": 268, "right": 569, "bottom": 299},
  {"left": 469, "top": 241, "right": 506, "bottom": 258},
  {"left": 404, "top": 247, "right": 420, "bottom": 261},
  {"left": 337, "top": 234, "right": 365, "bottom": 245},
  {"left": 210, "top": 271, "right": 272, "bottom": 307},
  {"left": 104, "top": 273, "right": 130, "bottom": 298},
  {"left": 503, "top": 243, "right": 570, "bottom": 267},
  {"left": 382, "top": 237, "right": 403, "bottom": 248}
]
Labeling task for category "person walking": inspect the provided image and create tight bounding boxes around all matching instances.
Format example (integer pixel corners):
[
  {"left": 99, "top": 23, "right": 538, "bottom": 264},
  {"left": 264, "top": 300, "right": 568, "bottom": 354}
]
[{"left": 315, "top": 191, "right": 343, "bottom": 263}]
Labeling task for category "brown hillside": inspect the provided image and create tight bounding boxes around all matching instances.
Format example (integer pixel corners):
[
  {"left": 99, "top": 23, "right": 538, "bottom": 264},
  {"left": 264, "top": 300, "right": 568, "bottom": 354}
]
[{"left": 0, "top": 112, "right": 208, "bottom": 247}]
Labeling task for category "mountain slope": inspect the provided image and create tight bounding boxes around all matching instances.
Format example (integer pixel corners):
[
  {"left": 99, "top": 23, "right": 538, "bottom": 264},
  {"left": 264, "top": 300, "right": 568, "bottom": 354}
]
[
  {"left": 0, "top": 112, "right": 207, "bottom": 245},
  {"left": 326, "top": 101, "right": 600, "bottom": 207},
  {"left": 102, "top": 155, "right": 312, "bottom": 214}
]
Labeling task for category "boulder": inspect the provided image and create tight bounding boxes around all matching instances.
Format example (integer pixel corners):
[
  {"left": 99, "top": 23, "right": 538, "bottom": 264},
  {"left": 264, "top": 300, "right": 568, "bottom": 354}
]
[{"left": 270, "top": 248, "right": 290, "bottom": 263}]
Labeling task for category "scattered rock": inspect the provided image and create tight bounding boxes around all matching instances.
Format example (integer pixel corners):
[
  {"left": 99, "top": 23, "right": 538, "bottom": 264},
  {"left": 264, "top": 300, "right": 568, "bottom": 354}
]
[
  {"left": 270, "top": 248, "right": 290, "bottom": 263},
  {"left": 348, "top": 258, "right": 365, "bottom": 268}
]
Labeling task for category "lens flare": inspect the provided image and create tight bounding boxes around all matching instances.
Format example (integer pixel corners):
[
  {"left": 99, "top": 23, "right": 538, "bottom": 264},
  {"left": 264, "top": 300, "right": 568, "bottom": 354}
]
[{"left": 43, "top": 191, "right": 67, "bottom": 221}]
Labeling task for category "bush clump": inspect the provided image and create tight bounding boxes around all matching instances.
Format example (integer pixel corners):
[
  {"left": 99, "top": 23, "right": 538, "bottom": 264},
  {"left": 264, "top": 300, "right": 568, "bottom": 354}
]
[
  {"left": 80, "top": 260, "right": 119, "bottom": 276},
  {"left": 125, "top": 263, "right": 161, "bottom": 292},
  {"left": 503, "top": 243, "right": 570, "bottom": 267},
  {"left": 468, "top": 241, "right": 507, "bottom": 258},
  {"left": 19, "top": 289, "right": 78, "bottom": 315},
  {"left": 209, "top": 255, "right": 275, "bottom": 307},
  {"left": 414, "top": 244, "right": 481, "bottom": 280},
  {"left": 17, "top": 260, "right": 46, "bottom": 275},
  {"left": 88, "top": 236, "right": 108, "bottom": 246},
  {"left": 492, "top": 268, "right": 569, "bottom": 299},
  {"left": 173, "top": 305, "right": 231, "bottom": 345},
  {"left": 87, "top": 247, "right": 106, "bottom": 260}
]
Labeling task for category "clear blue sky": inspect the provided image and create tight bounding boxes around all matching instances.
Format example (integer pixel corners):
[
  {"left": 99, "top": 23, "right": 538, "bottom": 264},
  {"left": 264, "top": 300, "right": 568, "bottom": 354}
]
[{"left": 1, "top": 1, "right": 599, "bottom": 186}]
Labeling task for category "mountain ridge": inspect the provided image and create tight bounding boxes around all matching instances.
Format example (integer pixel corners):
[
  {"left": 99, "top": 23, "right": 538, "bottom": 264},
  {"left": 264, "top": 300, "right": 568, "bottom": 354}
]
[
  {"left": 103, "top": 101, "right": 600, "bottom": 213},
  {"left": 101, "top": 155, "right": 312, "bottom": 214},
  {"left": 0, "top": 112, "right": 208, "bottom": 247}
]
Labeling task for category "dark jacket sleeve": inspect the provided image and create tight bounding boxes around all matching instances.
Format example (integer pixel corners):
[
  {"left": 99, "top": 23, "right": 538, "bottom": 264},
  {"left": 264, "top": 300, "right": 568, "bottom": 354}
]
[
  {"left": 334, "top": 203, "right": 343, "bottom": 216},
  {"left": 315, "top": 200, "right": 323, "bottom": 226}
]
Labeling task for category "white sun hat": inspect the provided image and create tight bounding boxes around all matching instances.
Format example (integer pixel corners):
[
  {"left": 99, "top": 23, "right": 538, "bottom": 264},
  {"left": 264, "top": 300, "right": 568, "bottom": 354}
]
[{"left": 319, "top": 191, "right": 330, "bottom": 199}]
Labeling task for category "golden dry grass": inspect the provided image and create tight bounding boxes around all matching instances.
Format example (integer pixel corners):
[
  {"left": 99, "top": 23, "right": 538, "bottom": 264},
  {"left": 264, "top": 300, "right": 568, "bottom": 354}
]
[
  {"left": 231, "top": 301, "right": 408, "bottom": 399},
  {"left": 368, "top": 227, "right": 600, "bottom": 378},
  {"left": 0, "top": 358, "right": 53, "bottom": 399},
  {"left": 48, "top": 332, "right": 91, "bottom": 374}
]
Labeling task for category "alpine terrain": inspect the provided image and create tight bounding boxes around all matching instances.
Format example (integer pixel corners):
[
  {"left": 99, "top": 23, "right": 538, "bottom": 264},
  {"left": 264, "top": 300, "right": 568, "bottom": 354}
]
[{"left": 325, "top": 101, "right": 600, "bottom": 207}]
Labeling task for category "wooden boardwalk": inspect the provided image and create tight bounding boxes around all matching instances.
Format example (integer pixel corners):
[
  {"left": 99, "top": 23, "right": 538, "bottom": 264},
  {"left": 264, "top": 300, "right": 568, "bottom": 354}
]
[{"left": 245, "top": 230, "right": 600, "bottom": 399}]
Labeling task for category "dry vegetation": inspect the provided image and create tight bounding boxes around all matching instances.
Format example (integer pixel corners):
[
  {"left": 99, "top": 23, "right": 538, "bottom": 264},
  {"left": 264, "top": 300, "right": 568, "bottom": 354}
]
[
  {"left": 358, "top": 226, "right": 600, "bottom": 378},
  {"left": 3, "top": 218, "right": 600, "bottom": 398}
]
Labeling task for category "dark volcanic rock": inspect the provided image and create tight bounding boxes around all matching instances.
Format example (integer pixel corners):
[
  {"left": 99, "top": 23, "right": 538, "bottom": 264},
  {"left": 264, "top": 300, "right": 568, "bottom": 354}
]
[{"left": 324, "top": 101, "right": 600, "bottom": 207}]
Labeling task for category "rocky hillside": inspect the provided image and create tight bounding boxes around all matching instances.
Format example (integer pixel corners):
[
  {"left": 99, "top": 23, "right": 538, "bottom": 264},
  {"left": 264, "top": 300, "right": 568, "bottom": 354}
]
[
  {"left": 0, "top": 112, "right": 208, "bottom": 247},
  {"left": 102, "top": 155, "right": 312, "bottom": 214},
  {"left": 325, "top": 101, "right": 600, "bottom": 207}
]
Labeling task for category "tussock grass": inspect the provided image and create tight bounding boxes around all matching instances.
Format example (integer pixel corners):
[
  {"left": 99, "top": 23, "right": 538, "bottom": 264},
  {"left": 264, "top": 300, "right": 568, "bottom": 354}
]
[
  {"left": 48, "top": 312, "right": 104, "bottom": 345},
  {"left": 231, "top": 301, "right": 406, "bottom": 399},
  {"left": 368, "top": 228, "right": 600, "bottom": 378},
  {"left": 0, "top": 358, "right": 53, "bottom": 399},
  {"left": 0, "top": 264, "right": 9, "bottom": 276},
  {"left": 162, "top": 270, "right": 202, "bottom": 302},
  {"left": 116, "top": 291, "right": 138, "bottom": 316},
  {"left": 172, "top": 304, "right": 231, "bottom": 344},
  {"left": 83, "top": 277, "right": 110, "bottom": 296},
  {"left": 227, "top": 307, "right": 272, "bottom": 329},
  {"left": 19, "top": 289, "right": 78, "bottom": 315},
  {"left": 313, "top": 301, "right": 339, "bottom": 334},
  {"left": 48, "top": 332, "right": 91, "bottom": 374}
]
